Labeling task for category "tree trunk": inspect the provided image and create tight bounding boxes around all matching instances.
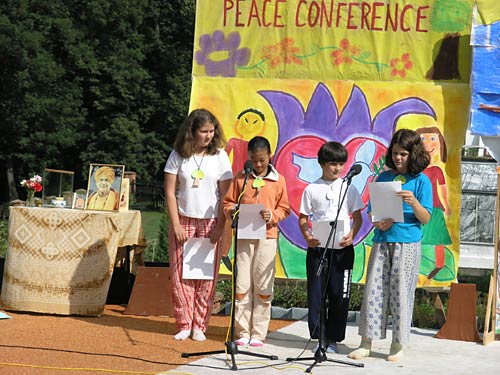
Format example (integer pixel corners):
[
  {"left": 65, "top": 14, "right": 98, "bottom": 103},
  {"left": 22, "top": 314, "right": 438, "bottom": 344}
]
[{"left": 6, "top": 157, "right": 18, "bottom": 201}]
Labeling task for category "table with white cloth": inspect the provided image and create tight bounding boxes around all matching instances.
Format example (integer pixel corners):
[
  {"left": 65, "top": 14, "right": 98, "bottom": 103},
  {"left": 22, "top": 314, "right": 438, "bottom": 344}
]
[{"left": 0, "top": 206, "right": 147, "bottom": 316}]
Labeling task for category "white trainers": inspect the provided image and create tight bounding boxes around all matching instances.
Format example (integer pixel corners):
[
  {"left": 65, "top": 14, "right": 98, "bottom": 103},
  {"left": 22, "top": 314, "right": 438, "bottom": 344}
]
[
  {"left": 173, "top": 329, "right": 191, "bottom": 341},
  {"left": 249, "top": 338, "right": 264, "bottom": 347},
  {"left": 326, "top": 342, "right": 338, "bottom": 354},
  {"left": 192, "top": 329, "right": 206, "bottom": 341},
  {"left": 235, "top": 337, "right": 250, "bottom": 346},
  {"left": 348, "top": 347, "right": 370, "bottom": 360}
]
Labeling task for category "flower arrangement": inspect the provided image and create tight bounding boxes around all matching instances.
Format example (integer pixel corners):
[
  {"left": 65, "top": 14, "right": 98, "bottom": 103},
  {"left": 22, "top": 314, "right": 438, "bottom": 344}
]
[{"left": 20, "top": 175, "right": 43, "bottom": 206}]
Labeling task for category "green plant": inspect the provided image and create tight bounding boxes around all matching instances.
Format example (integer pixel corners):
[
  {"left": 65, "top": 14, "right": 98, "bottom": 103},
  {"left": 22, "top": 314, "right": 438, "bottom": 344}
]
[
  {"left": 273, "top": 280, "right": 308, "bottom": 308},
  {"left": 413, "top": 302, "right": 441, "bottom": 329},
  {"left": 216, "top": 279, "right": 233, "bottom": 305},
  {"left": 153, "top": 212, "right": 169, "bottom": 263},
  {"left": 140, "top": 210, "right": 168, "bottom": 263},
  {"left": 216, "top": 279, "right": 309, "bottom": 309},
  {"left": 349, "top": 284, "right": 364, "bottom": 311}
]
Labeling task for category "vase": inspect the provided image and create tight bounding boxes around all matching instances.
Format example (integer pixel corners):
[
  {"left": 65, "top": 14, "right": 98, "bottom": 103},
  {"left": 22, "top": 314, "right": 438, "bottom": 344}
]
[{"left": 26, "top": 190, "right": 36, "bottom": 207}]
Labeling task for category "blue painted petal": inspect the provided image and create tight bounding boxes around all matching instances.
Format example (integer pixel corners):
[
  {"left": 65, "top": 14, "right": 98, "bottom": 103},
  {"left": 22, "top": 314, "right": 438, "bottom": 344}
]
[
  {"left": 350, "top": 140, "right": 377, "bottom": 192},
  {"left": 292, "top": 153, "right": 323, "bottom": 183}
]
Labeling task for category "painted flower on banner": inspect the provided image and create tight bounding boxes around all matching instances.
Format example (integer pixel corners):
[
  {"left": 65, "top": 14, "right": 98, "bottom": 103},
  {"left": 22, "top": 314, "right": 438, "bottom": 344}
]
[
  {"left": 195, "top": 30, "right": 250, "bottom": 77},
  {"left": 390, "top": 53, "right": 413, "bottom": 78},
  {"left": 262, "top": 38, "right": 302, "bottom": 68},
  {"left": 331, "top": 38, "right": 361, "bottom": 66}
]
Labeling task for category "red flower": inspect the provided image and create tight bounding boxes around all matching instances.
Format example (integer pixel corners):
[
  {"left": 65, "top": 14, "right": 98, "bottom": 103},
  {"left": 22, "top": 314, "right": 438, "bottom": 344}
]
[
  {"left": 390, "top": 53, "right": 413, "bottom": 78},
  {"left": 331, "top": 39, "right": 360, "bottom": 66},
  {"left": 262, "top": 38, "right": 302, "bottom": 68},
  {"left": 21, "top": 175, "right": 43, "bottom": 192}
]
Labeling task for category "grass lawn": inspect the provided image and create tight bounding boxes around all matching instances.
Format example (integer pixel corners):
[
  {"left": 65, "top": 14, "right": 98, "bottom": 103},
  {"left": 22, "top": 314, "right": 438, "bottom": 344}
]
[{"left": 141, "top": 209, "right": 164, "bottom": 246}]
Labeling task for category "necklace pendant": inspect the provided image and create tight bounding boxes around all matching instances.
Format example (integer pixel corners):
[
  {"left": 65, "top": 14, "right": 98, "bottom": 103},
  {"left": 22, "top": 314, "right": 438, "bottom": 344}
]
[
  {"left": 394, "top": 175, "right": 406, "bottom": 184},
  {"left": 191, "top": 169, "right": 204, "bottom": 180},
  {"left": 252, "top": 177, "right": 265, "bottom": 189},
  {"left": 193, "top": 177, "right": 200, "bottom": 187}
]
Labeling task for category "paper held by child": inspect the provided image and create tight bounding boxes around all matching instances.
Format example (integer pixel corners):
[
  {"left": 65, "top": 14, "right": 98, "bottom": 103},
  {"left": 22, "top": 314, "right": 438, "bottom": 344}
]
[
  {"left": 312, "top": 219, "right": 345, "bottom": 249},
  {"left": 368, "top": 181, "right": 404, "bottom": 222}
]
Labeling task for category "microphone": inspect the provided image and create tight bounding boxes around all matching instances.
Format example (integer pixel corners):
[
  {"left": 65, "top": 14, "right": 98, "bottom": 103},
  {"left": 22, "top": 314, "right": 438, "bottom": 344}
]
[
  {"left": 243, "top": 160, "right": 253, "bottom": 174},
  {"left": 344, "top": 164, "right": 362, "bottom": 180}
]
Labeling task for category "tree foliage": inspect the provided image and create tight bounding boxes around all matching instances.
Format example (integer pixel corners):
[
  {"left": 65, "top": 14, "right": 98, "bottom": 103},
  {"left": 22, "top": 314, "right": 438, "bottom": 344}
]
[{"left": 0, "top": 0, "right": 195, "bottom": 200}]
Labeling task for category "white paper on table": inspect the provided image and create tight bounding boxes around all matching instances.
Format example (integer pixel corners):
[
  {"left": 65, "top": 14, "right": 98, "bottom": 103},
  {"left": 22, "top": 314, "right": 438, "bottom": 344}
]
[
  {"left": 237, "top": 204, "right": 266, "bottom": 239},
  {"left": 182, "top": 238, "right": 215, "bottom": 280},
  {"left": 368, "top": 181, "right": 404, "bottom": 222},
  {"left": 312, "top": 219, "right": 345, "bottom": 249}
]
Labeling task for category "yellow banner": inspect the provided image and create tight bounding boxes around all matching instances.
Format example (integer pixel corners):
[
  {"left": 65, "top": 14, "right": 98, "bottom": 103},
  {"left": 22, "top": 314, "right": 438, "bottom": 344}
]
[
  {"left": 193, "top": 0, "right": 473, "bottom": 82},
  {"left": 190, "top": 1, "right": 474, "bottom": 286}
]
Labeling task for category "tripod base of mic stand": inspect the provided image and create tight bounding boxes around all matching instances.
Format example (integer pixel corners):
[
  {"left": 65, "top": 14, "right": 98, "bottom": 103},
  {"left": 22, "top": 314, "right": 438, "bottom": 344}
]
[
  {"left": 181, "top": 340, "right": 278, "bottom": 371},
  {"left": 286, "top": 347, "right": 364, "bottom": 373}
]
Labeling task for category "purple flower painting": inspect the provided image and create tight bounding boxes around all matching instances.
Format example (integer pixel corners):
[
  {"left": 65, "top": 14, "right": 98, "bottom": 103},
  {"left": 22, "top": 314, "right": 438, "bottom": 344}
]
[{"left": 195, "top": 30, "right": 251, "bottom": 77}]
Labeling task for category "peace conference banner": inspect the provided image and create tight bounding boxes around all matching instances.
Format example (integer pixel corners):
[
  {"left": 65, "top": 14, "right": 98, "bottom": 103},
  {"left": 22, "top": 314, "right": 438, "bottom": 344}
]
[{"left": 190, "top": 0, "right": 473, "bottom": 287}]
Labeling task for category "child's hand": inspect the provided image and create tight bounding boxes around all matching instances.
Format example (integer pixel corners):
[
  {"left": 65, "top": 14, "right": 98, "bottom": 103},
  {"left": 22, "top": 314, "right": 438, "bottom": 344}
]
[
  {"left": 228, "top": 207, "right": 237, "bottom": 221},
  {"left": 306, "top": 236, "right": 321, "bottom": 248},
  {"left": 339, "top": 231, "right": 353, "bottom": 247},
  {"left": 173, "top": 224, "right": 188, "bottom": 245},
  {"left": 260, "top": 209, "right": 271, "bottom": 223},
  {"left": 372, "top": 218, "right": 394, "bottom": 231},
  {"left": 396, "top": 190, "right": 418, "bottom": 207},
  {"left": 209, "top": 223, "right": 224, "bottom": 244}
]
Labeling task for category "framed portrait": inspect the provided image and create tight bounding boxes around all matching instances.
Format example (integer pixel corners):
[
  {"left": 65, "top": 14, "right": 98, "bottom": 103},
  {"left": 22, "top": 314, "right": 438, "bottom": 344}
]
[
  {"left": 85, "top": 164, "right": 125, "bottom": 212},
  {"left": 72, "top": 191, "right": 87, "bottom": 210}
]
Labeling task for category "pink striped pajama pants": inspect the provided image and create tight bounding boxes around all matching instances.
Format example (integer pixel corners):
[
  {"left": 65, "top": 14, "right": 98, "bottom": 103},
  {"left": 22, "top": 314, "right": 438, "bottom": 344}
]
[{"left": 169, "top": 215, "right": 222, "bottom": 332}]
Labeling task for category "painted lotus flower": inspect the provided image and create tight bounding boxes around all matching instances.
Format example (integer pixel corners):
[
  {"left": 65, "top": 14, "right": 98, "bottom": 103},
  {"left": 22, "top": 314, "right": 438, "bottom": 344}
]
[
  {"left": 195, "top": 30, "right": 251, "bottom": 77},
  {"left": 258, "top": 83, "right": 436, "bottom": 248}
]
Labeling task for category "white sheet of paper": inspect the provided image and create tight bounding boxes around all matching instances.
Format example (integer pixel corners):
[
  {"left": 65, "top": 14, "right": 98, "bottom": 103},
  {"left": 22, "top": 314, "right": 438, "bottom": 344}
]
[
  {"left": 237, "top": 204, "right": 266, "bottom": 239},
  {"left": 312, "top": 220, "right": 345, "bottom": 249},
  {"left": 182, "top": 238, "right": 215, "bottom": 280},
  {"left": 368, "top": 181, "right": 404, "bottom": 222}
]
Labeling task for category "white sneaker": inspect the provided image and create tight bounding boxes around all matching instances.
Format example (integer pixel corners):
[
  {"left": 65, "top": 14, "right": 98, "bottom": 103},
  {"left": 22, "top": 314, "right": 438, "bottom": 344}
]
[
  {"left": 192, "top": 329, "right": 206, "bottom": 341},
  {"left": 174, "top": 329, "right": 191, "bottom": 340},
  {"left": 249, "top": 338, "right": 264, "bottom": 347},
  {"left": 235, "top": 337, "right": 250, "bottom": 346},
  {"left": 326, "top": 342, "right": 338, "bottom": 354}
]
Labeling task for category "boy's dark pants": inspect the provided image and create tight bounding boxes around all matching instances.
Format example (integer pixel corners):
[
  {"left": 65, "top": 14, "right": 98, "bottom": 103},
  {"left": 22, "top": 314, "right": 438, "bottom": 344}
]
[{"left": 306, "top": 245, "right": 354, "bottom": 343}]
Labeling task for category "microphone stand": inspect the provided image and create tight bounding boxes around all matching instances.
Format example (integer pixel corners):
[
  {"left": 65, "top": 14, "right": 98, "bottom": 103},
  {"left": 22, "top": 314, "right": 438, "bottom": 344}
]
[
  {"left": 286, "top": 176, "right": 363, "bottom": 372},
  {"left": 181, "top": 169, "right": 278, "bottom": 370}
]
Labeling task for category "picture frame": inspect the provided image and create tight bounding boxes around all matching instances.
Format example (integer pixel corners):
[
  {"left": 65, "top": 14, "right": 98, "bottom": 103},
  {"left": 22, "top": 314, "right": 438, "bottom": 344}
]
[
  {"left": 119, "top": 178, "right": 130, "bottom": 212},
  {"left": 72, "top": 190, "right": 87, "bottom": 210},
  {"left": 85, "top": 164, "right": 125, "bottom": 212}
]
